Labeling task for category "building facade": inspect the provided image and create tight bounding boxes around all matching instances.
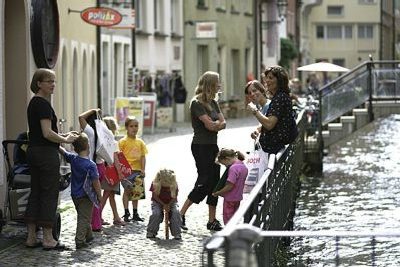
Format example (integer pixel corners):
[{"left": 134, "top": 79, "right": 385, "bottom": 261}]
[
  {"left": 183, "top": 0, "right": 255, "bottom": 119},
  {"left": 300, "top": 0, "right": 397, "bottom": 70},
  {"left": 56, "top": 0, "right": 97, "bottom": 131},
  {"left": 0, "top": 0, "right": 97, "bottom": 196}
]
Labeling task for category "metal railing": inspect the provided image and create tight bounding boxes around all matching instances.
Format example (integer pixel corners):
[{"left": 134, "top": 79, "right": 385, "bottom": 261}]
[
  {"left": 319, "top": 60, "right": 400, "bottom": 126},
  {"left": 203, "top": 110, "right": 306, "bottom": 266}
]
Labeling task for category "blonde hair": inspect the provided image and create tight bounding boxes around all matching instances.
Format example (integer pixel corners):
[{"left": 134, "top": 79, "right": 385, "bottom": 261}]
[
  {"left": 103, "top": 116, "right": 118, "bottom": 134},
  {"left": 153, "top": 169, "right": 178, "bottom": 198},
  {"left": 194, "top": 71, "right": 220, "bottom": 110}
]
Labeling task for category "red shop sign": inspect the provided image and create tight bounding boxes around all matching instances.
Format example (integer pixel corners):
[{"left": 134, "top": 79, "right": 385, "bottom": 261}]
[{"left": 80, "top": 7, "right": 122, "bottom": 27}]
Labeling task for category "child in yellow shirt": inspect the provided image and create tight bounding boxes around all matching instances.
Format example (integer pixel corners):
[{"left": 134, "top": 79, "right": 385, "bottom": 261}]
[{"left": 119, "top": 116, "right": 148, "bottom": 222}]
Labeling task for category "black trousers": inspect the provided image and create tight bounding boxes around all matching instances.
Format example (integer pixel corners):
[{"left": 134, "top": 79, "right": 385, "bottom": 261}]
[
  {"left": 188, "top": 143, "right": 220, "bottom": 207},
  {"left": 25, "top": 146, "right": 60, "bottom": 228}
]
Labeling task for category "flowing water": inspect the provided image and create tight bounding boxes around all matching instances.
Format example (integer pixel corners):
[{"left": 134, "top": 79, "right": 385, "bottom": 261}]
[{"left": 289, "top": 114, "right": 400, "bottom": 266}]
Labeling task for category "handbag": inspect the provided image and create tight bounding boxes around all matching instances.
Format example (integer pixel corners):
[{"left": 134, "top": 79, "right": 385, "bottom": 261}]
[
  {"left": 95, "top": 116, "right": 118, "bottom": 165},
  {"left": 83, "top": 172, "right": 100, "bottom": 208},
  {"left": 243, "top": 142, "right": 268, "bottom": 194},
  {"left": 104, "top": 152, "right": 132, "bottom": 186},
  {"left": 129, "top": 175, "right": 146, "bottom": 201}
]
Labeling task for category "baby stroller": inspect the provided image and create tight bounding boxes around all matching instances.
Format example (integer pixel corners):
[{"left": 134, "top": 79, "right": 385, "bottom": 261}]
[{"left": 0, "top": 135, "right": 70, "bottom": 240}]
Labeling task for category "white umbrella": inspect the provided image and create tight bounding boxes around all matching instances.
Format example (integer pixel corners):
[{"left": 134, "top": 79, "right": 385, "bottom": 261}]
[{"left": 297, "top": 62, "right": 349, "bottom": 72}]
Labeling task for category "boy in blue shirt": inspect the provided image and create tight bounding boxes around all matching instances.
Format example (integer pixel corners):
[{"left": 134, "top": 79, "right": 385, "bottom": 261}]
[{"left": 60, "top": 133, "right": 101, "bottom": 249}]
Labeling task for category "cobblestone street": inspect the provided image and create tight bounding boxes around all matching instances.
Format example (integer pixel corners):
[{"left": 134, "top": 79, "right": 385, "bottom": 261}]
[{"left": 0, "top": 116, "right": 255, "bottom": 267}]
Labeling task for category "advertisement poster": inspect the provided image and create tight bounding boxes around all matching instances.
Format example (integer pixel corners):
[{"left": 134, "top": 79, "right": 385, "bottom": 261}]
[
  {"left": 156, "top": 107, "right": 173, "bottom": 128},
  {"left": 137, "top": 92, "right": 157, "bottom": 134},
  {"left": 115, "top": 97, "right": 144, "bottom": 137}
]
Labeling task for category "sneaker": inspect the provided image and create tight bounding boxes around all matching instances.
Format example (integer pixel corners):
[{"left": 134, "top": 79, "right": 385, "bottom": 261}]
[
  {"left": 181, "top": 215, "right": 188, "bottom": 230},
  {"left": 207, "top": 219, "right": 223, "bottom": 231},
  {"left": 146, "top": 232, "right": 156, "bottom": 239},
  {"left": 123, "top": 213, "right": 131, "bottom": 222},
  {"left": 131, "top": 213, "right": 144, "bottom": 222}
]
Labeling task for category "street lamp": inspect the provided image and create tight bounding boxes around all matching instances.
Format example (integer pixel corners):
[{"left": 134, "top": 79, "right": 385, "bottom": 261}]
[
  {"left": 262, "top": 0, "right": 288, "bottom": 28},
  {"left": 277, "top": 0, "right": 288, "bottom": 20}
]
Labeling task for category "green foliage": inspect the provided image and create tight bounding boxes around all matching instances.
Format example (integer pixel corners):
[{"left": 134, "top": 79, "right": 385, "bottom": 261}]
[{"left": 279, "top": 38, "right": 299, "bottom": 71}]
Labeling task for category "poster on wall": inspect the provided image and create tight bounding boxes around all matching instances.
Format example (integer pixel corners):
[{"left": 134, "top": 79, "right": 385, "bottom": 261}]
[
  {"left": 115, "top": 97, "right": 144, "bottom": 137},
  {"left": 137, "top": 92, "right": 157, "bottom": 134}
]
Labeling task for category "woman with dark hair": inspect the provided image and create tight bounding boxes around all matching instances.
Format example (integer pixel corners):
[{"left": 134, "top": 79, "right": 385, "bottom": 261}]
[
  {"left": 247, "top": 66, "right": 297, "bottom": 154},
  {"left": 25, "top": 68, "right": 78, "bottom": 250},
  {"left": 179, "top": 71, "right": 226, "bottom": 231},
  {"left": 244, "top": 80, "right": 271, "bottom": 140}
]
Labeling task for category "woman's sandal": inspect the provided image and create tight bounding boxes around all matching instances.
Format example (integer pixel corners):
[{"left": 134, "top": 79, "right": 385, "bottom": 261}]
[
  {"left": 25, "top": 241, "right": 42, "bottom": 248},
  {"left": 43, "top": 242, "right": 67, "bottom": 251},
  {"left": 113, "top": 219, "right": 126, "bottom": 226}
]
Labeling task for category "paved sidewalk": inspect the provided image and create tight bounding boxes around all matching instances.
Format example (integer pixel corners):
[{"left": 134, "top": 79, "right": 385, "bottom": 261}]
[{"left": 0, "top": 116, "right": 255, "bottom": 267}]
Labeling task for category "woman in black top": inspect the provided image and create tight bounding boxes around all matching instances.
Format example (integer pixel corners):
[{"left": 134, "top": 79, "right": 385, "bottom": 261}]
[
  {"left": 247, "top": 66, "right": 297, "bottom": 154},
  {"left": 25, "top": 68, "right": 78, "bottom": 249},
  {"left": 180, "top": 71, "right": 226, "bottom": 231}
]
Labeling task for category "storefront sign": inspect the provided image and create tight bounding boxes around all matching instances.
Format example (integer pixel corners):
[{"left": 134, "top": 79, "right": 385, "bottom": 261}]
[
  {"left": 110, "top": 8, "right": 135, "bottom": 29},
  {"left": 81, "top": 7, "right": 122, "bottom": 27},
  {"left": 195, "top": 22, "right": 217, "bottom": 38}
]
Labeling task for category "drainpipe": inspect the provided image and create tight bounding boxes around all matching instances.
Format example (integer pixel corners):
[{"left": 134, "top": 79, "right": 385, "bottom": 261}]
[
  {"left": 96, "top": 0, "right": 101, "bottom": 108},
  {"left": 254, "top": 0, "right": 259, "bottom": 78},
  {"left": 131, "top": 0, "right": 136, "bottom": 68}
]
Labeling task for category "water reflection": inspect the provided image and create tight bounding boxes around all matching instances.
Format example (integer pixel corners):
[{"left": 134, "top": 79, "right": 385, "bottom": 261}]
[{"left": 290, "top": 114, "right": 400, "bottom": 266}]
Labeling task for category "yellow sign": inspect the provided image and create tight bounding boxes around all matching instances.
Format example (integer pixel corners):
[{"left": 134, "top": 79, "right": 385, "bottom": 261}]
[{"left": 115, "top": 97, "right": 144, "bottom": 137}]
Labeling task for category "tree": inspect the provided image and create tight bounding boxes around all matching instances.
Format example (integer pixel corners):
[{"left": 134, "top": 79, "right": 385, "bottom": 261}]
[{"left": 279, "top": 38, "right": 298, "bottom": 71}]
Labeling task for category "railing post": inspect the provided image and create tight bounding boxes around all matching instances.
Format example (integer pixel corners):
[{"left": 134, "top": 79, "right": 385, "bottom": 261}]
[
  {"left": 317, "top": 86, "right": 324, "bottom": 174},
  {"left": 335, "top": 236, "right": 340, "bottom": 266},
  {"left": 226, "top": 225, "right": 261, "bottom": 267},
  {"left": 371, "top": 236, "right": 376, "bottom": 267},
  {"left": 367, "top": 58, "right": 375, "bottom": 122}
]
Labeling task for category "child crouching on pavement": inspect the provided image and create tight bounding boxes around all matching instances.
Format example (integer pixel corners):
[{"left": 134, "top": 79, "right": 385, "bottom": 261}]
[
  {"left": 59, "top": 133, "right": 102, "bottom": 249},
  {"left": 146, "top": 169, "right": 182, "bottom": 240},
  {"left": 213, "top": 148, "right": 248, "bottom": 225}
]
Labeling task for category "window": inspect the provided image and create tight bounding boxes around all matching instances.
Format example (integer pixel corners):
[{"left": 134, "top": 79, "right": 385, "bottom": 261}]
[
  {"left": 215, "top": 0, "right": 226, "bottom": 11},
  {"left": 327, "top": 6, "right": 343, "bottom": 15},
  {"left": 197, "top": 0, "right": 208, "bottom": 8},
  {"left": 154, "top": 0, "right": 164, "bottom": 32},
  {"left": 316, "top": 25, "right": 324, "bottom": 39},
  {"left": 135, "top": 0, "right": 145, "bottom": 30},
  {"left": 358, "top": 25, "right": 373, "bottom": 38},
  {"left": 332, "top": 58, "right": 345, "bottom": 67},
  {"left": 359, "top": 0, "right": 376, "bottom": 4},
  {"left": 345, "top": 25, "right": 353, "bottom": 38},
  {"left": 171, "top": 0, "right": 181, "bottom": 34},
  {"left": 316, "top": 25, "right": 353, "bottom": 39},
  {"left": 327, "top": 26, "right": 342, "bottom": 38}
]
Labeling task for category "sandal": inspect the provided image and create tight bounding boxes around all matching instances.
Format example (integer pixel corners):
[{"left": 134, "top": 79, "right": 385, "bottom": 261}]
[
  {"left": 113, "top": 220, "right": 126, "bottom": 226},
  {"left": 43, "top": 242, "right": 67, "bottom": 251},
  {"left": 101, "top": 220, "right": 110, "bottom": 226},
  {"left": 25, "top": 241, "right": 42, "bottom": 248}
]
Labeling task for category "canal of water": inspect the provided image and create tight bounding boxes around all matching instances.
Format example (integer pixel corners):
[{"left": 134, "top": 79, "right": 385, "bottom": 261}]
[{"left": 289, "top": 114, "right": 400, "bottom": 266}]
